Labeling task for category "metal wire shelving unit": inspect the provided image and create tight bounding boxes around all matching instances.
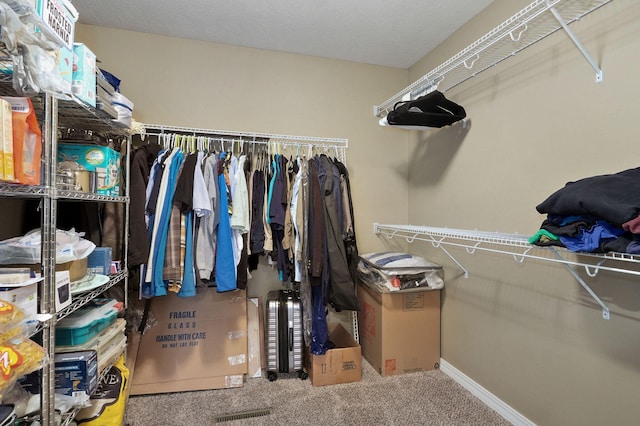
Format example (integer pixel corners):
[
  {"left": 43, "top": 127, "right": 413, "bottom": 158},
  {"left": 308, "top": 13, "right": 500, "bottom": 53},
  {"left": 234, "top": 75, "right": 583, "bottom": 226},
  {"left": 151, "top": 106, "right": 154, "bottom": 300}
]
[{"left": 0, "top": 76, "right": 130, "bottom": 426}]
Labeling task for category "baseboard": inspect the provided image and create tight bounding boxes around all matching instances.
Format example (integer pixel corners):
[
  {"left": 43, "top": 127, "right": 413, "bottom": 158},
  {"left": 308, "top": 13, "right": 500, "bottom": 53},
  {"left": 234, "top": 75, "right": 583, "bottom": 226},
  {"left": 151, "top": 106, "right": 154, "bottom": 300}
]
[{"left": 439, "top": 359, "right": 535, "bottom": 426}]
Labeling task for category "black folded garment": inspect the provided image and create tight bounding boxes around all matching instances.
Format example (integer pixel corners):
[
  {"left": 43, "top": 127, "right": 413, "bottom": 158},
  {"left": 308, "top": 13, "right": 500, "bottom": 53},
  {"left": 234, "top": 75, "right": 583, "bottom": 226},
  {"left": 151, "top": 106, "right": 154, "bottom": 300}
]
[{"left": 386, "top": 90, "right": 466, "bottom": 128}]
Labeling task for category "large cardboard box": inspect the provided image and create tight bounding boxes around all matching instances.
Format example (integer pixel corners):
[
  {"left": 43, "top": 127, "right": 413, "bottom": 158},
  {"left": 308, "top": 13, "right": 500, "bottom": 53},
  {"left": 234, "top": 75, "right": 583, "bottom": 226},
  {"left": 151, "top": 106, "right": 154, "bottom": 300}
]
[
  {"left": 305, "top": 323, "right": 362, "bottom": 386},
  {"left": 130, "top": 288, "right": 248, "bottom": 395},
  {"left": 246, "top": 298, "right": 263, "bottom": 379},
  {"left": 358, "top": 283, "right": 441, "bottom": 377}
]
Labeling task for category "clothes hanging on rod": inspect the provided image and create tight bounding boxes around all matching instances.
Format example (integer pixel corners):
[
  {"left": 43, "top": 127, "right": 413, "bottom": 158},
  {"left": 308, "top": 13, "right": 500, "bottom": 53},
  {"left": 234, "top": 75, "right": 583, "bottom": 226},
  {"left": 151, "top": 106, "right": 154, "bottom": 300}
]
[{"left": 131, "top": 124, "right": 356, "bottom": 355}]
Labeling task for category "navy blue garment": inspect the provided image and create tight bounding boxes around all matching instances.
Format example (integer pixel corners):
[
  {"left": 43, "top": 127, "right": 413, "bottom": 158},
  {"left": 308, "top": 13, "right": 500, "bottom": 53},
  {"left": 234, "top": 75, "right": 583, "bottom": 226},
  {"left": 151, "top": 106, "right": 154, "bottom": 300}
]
[
  {"left": 559, "top": 220, "right": 624, "bottom": 252},
  {"left": 310, "top": 281, "right": 329, "bottom": 355},
  {"left": 536, "top": 167, "right": 640, "bottom": 227}
]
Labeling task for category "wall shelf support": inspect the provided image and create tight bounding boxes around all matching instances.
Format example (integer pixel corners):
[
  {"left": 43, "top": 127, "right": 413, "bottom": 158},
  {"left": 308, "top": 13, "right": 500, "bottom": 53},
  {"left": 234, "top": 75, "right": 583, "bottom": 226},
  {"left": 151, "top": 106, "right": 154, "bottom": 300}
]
[
  {"left": 550, "top": 248, "right": 610, "bottom": 319},
  {"left": 548, "top": 5, "right": 603, "bottom": 82}
]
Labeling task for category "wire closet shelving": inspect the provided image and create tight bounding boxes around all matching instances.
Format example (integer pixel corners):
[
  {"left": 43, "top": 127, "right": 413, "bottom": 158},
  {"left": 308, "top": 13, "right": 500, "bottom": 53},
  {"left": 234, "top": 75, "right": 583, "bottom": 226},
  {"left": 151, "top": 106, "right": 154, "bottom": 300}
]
[
  {"left": 374, "top": 0, "right": 613, "bottom": 117},
  {"left": 373, "top": 223, "right": 640, "bottom": 320}
]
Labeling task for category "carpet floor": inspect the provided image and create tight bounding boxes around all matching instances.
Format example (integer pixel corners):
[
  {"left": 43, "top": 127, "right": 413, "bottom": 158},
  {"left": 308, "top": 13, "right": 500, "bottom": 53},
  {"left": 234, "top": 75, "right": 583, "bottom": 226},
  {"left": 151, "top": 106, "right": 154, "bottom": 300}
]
[{"left": 125, "top": 359, "right": 511, "bottom": 425}]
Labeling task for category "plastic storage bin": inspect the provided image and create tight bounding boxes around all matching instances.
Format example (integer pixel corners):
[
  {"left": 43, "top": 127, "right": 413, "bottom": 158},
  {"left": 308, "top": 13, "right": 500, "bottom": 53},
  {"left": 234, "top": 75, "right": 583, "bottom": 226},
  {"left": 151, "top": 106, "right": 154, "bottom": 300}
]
[{"left": 55, "top": 299, "right": 119, "bottom": 346}]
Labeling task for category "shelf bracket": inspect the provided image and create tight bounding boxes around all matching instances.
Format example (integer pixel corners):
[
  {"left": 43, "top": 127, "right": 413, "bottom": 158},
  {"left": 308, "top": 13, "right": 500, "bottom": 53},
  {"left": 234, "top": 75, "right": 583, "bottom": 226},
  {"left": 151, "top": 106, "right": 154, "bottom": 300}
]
[
  {"left": 428, "top": 236, "right": 469, "bottom": 279},
  {"left": 548, "top": 5, "right": 603, "bottom": 83},
  {"left": 551, "top": 248, "right": 610, "bottom": 319}
]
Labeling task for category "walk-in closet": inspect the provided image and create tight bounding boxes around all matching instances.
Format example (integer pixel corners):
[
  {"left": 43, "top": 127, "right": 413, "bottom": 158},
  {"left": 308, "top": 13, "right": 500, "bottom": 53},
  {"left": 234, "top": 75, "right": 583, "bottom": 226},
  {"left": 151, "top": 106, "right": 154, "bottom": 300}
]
[{"left": 1, "top": 0, "right": 639, "bottom": 425}]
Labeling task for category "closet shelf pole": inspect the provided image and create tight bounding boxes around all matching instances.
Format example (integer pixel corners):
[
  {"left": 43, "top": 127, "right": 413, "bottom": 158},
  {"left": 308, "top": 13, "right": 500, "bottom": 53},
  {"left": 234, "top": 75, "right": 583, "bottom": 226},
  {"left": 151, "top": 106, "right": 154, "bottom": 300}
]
[{"left": 548, "top": 5, "right": 603, "bottom": 83}]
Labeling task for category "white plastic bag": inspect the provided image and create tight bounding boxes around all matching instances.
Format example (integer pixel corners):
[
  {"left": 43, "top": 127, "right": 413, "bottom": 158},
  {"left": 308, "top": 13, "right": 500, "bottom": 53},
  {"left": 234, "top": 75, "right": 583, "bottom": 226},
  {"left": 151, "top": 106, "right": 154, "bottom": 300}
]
[{"left": 0, "top": 228, "right": 96, "bottom": 264}]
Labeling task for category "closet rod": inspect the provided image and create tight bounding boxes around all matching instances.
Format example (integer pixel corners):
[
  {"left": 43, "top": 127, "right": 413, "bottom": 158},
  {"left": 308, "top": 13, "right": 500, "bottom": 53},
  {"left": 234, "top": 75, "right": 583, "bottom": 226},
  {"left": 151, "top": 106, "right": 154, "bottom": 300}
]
[{"left": 140, "top": 123, "right": 348, "bottom": 148}]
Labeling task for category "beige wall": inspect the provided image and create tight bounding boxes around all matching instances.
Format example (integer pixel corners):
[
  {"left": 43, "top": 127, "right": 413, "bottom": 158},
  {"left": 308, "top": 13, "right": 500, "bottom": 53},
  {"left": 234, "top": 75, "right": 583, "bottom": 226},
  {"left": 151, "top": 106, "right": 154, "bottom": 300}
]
[
  {"left": 76, "top": 24, "right": 409, "bottom": 253},
  {"left": 401, "top": 1, "right": 640, "bottom": 425}
]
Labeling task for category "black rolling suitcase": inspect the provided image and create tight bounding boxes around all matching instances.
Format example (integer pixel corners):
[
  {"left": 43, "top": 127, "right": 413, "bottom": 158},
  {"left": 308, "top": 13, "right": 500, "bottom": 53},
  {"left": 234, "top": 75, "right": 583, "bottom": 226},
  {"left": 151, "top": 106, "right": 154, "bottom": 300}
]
[{"left": 265, "top": 289, "right": 308, "bottom": 381}]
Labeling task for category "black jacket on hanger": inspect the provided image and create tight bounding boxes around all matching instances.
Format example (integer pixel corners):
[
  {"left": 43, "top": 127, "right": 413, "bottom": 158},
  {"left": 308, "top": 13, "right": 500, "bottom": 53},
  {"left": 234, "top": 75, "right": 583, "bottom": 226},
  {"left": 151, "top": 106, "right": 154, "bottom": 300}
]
[{"left": 386, "top": 90, "right": 466, "bottom": 128}]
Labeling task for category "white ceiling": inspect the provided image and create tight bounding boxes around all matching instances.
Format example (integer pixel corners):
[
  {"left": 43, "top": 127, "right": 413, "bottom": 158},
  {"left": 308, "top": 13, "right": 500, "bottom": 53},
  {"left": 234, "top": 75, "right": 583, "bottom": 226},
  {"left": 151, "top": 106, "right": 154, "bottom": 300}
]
[{"left": 70, "top": 0, "right": 494, "bottom": 69}]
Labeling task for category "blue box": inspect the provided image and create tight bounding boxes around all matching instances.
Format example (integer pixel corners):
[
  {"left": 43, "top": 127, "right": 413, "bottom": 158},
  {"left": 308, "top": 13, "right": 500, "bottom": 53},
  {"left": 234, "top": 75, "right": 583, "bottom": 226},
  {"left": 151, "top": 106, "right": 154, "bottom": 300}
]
[
  {"left": 88, "top": 247, "right": 112, "bottom": 275},
  {"left": 72, "top": 43, "right": 96, "bottom": 107},
  {"left": 54, "top": 350, "right": 98, "bottom": 397}
]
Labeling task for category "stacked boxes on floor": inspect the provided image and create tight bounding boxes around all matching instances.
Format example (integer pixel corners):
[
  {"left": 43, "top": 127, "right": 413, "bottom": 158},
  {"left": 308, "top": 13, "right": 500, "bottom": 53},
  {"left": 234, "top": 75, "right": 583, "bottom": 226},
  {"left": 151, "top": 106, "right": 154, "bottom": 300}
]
[{"left": 356, "top": 252, "right": 444, "bottom": 377}]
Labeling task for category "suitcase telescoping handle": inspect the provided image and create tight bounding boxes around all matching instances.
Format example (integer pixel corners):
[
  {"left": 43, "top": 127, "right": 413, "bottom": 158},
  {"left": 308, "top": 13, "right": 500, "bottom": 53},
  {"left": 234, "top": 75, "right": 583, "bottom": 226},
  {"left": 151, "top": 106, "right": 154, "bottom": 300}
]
[{"left": 289, "top": 324, "right": 293, "bottom": 351}]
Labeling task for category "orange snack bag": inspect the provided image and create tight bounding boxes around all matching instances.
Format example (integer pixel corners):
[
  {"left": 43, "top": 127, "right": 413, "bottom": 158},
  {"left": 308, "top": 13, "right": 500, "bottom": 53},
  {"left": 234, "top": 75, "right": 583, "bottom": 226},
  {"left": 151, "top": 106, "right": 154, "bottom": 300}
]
[{"left": 0, "top": 97, "right": 42, "bottom": 185}]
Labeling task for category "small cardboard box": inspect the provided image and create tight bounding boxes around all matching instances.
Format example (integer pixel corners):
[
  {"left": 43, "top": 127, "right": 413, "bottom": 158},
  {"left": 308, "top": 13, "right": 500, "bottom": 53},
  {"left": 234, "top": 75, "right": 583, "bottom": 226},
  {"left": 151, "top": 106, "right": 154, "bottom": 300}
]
[
  {"left": 87, "top": 247, "right": 112, "bottom": 275},
  {"left": 357, "top": 283, "right": 441, "bottom": 377},
  {"left": 35, "top": 0, "right": 78, "bottom": 49},
  {"left": 130, "top": 288, "right": 248, "bottom": 395},
  {"left": 305, "top": 323, "right": 362, "bottom": 386},
  {"left": 56, "top": 45, "right": 74, "bottom": 95},
  {"left": 54, "top": 350, "right": 99, "bottom": 397},
  {"left": 72, "top": 43, "right": 96, "bottom": 107},
  {"left": 21, "top": 349, "right": 98, "bottom": 395}
]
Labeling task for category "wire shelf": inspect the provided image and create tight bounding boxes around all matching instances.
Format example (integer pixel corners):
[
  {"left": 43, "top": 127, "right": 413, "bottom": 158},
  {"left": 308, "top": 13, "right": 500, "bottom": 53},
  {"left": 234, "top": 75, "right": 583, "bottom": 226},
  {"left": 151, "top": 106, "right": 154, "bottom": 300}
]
[
  {"left": 374, "top": 223, "right": 640, "bottom": 319},
  {"left": 56, "top": 270, "right": 127, "bottom": 322},
  {"left": 374, "top": 0, "right": 613, "bottom": 117}
]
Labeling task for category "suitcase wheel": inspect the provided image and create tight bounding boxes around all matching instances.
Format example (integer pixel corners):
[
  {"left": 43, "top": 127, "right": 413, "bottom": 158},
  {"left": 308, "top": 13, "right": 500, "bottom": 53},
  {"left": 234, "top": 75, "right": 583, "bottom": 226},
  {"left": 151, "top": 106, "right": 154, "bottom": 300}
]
[
  {"left": 267, "top": 371, "right": 278, "bottom": 382},
  {"left": 298, "top": 370, "right": 309, "bottom": 380}
]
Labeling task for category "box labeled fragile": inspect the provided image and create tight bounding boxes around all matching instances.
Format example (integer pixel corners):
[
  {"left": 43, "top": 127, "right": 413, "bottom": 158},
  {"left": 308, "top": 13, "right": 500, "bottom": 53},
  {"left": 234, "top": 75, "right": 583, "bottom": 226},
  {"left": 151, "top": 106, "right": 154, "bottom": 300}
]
[
  {"left": 57, "top": 143, "right": 121, "bottom": 196},
  {"left": 130, "top": 288, "right": 248, "bottom": 395},
  {"left": 358, "top": 283, "right": 441, "bottom": 377},
  {"left": 72, "top": 43, "right": 96, "bottom": 107}
]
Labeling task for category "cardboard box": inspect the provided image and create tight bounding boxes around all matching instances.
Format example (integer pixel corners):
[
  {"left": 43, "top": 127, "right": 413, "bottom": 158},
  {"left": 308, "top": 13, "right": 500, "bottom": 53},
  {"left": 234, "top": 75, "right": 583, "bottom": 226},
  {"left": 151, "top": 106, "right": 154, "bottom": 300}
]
[
  {"left": 57, "top": 143, "right": 121, "bottom": 196},
  {"left": 305, "top": 323, "right": 362, "bottom": 386},
  {"left": 130, "top": 288, "right": 248, "bottom": 395},
  {"left": 72, "top": 43, "right": 96, "bottom": 107},
  {"left": 358, "top": 283, "right": 441, "bottom": 377},
  {"left": 54, "top": 350, "right": 99, "bottom": 397},
  {"left": 246, "top": 298, "right": 262, "bottom": 379},
  {"left": 35, "top": 0, "right": 78, "bottom": 49},
  {"left": 56, "top": 45, "right": 74, "bottom": 95},
  {"left": 11, "top": 257, "right": 88, "bottom": 282},
  {"left": 87, "top": 247, "right": 112, "bottom": 275},
  {"left": 21, "top": 349, "right": 98, "bottom": 395}
]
